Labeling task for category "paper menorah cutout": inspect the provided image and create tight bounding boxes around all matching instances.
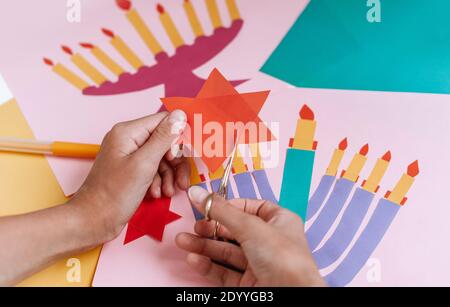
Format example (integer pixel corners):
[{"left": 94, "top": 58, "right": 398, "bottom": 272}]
[
  {"left": 43, "top": 0, "right": 246, "bottom": 98},
  {"left": 307, "top": 140, "right": 419, "bottom": 287}
]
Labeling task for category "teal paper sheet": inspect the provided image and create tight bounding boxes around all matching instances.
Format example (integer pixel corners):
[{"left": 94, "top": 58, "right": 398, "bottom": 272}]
[
  {"left": 261, "top": 0, "right": 450, "bottom": 95},
  {"left": 279, "top": 149, "right": 315, "bottom": 221}
]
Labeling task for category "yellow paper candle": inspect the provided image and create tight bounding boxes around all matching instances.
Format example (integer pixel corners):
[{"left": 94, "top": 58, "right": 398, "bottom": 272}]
[
  {"left": 232, "top": 148, "right": 247, "bottom": 174},
  {"left": 157, "top": 4, "right": 185, "bottom": 49},
  {"left": 342, "top": 144, "right": 369, "bottom": 182},
  {"left": 43, "top": 58, "right": 90, "bottom": 90},
  {"left": 226, "top": 0, "right": 241, "bottom": 20},
  {"left": 61, "top": 46, "right": 107, "bottom": 86},
  {"left": 293, "top": 105, "right": 317, "bottom": 150},
  {"left": 209, "top": 165, "right": 225, "bottom": 180},
  {"left": 189, "top": 157, "right": 204, "bottom": 185},
  {"left": 80, "top": 43, "right": 125, "bottom": 77},
  {"left": 206, "top": 0, "right": 223, "bottom": 29},
  {"left": 250, "top": 143, "right": 264, "bottom": 171},
  {"left": 116, "top": 0, "right": 163, "bottom": 55},
  {"left": 362, "top": 151, "right": 391, "bottom": 193},
  {"left": 184, "top": 0, "right": 205, "bottom": 37},
  {"left": 102, "top": 28, "right": 144, "bottom": 70},
  {"left": 326, "top": 138, "right": 348, "bottom": 176},
  {"left": 386, "top": 160, "right": 419, "bottom": 205}
]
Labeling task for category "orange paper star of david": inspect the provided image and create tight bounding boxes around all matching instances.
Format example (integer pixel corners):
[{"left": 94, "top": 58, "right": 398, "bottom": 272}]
[{"left": 161, "top": 69, "right": 274, "bottom": 172}]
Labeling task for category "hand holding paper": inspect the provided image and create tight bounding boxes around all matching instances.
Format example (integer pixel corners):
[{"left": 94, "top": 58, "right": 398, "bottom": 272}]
[{"left": 72, "top": 111, "right": 189, "bottom": 243}]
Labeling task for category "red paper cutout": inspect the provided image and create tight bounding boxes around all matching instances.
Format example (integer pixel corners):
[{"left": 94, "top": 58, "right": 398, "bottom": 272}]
[
  {"left": 124, "top": 198, "right": 181, "bottom": 245},
  {"left": 161, "top": 69, "right": 275, "bottom": 172}
]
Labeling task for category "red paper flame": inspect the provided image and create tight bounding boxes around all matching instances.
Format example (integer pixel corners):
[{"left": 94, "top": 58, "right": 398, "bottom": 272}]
[
  {"left": 407, "top": 160, "right": 419, "bottom": 177},
  {"left": 382, "top": 150, "right": 392, "bottom": 162},
  {"left": 338, "top": 138, "right": 348, "bottom": 150},
  {"left": 61, "top": 45, "right": 73, "bottom": 56},
  {"left": 80, "top": 42, "right": 95, "bottom": 49},
  {"left": 299, "top": 104, "right": 314, "bottom": 120},
  {"left": 116, "top": 0, "right": 132, "bottom": 11},
  {"left": 359, "top": 144, "right": 369, "bottom": 156},
  {"left": 157, "top": 3, "right": 165, "bottom": 14},
  {"left": 43, "top": 58, "right": 54, "bottom": 66},
  {"left": 102, "top": 28, "right": 115, "bottom": 38}
]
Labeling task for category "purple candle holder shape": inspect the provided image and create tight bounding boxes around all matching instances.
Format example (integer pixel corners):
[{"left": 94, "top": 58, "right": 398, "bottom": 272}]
[
  {"left": 83, "top": 20, "right": 247, "bottom": 98},
  {"left": 306, "top": 178, "right": 355, "bottom": 251},
  {"left": 313, "top": 188, "right": 374, "bottom": 269},
  {"left": 325, "top": 198, "right": 400, "bottom": 287},
  {"left": 252, "top": 170, "right": 278, "bottom": 204},
  {"left": 233, "top": 172, "right": 257, "bottom": 199},
  {"left": 210, "top": 179, "right": 234, "bottom": 200},
  {"left": 307, "top": 175, "right": 336, "bottom": 221}
]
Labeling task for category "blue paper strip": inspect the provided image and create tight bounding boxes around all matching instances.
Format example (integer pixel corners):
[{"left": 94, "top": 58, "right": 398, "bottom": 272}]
[
  {"left": 233, "top": 172, "right": 257, "bottom": 199},
  {"left": 325, "top": 199, "right": 400, "bottom": 287},
  {"left": 307, "top": 175, "right": 336, "bottom": 221},
  {"left": 252, "top": 170, "right": 278, "bottom": 204},
  {"left": 313, "top": 188, "right": 374, "bottom": 269},
  {"left": 210, "top": 179, "right": 234, "bottom": 200},
  {"left": 306, "top": 178, "right": 354, "bottom": 250}
]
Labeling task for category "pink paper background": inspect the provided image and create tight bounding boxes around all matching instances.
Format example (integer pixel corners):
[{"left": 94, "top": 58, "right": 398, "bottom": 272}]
[
  {"left": 0, "top": 0, "right": 308, "bottom": 195},
  {"left": 1, "top": 0, "right": 449, "bottom": 286},
  {"left": 94, "top": 72, "right": 450, "bottom": 286},
  {"left": 242, "top": 73, "right": 450, "bottom": 286}
]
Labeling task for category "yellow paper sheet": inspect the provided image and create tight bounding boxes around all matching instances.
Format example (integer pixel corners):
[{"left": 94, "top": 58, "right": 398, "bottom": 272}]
[{"left": 0, "top": 99, "right": 100, "bottom": 287}]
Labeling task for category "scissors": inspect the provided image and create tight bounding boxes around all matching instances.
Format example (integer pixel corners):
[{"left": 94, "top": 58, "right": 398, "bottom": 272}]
[{"left": 204, "top": 142, "right": 238, "bottom": 240}]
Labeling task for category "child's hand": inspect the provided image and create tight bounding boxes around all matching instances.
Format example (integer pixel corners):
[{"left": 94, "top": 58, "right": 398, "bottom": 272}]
[
  {"left": 71, "top": 110, "right": 189, "bottom": 243},
  {"left": 176, "top": 186, "right": 326, "bottom": 287}
]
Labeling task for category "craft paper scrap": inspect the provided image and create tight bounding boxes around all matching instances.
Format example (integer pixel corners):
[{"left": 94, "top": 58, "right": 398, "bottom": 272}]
[
  {"left": 0, "top": 0, "right": 306, "bottom": 196},
  {"left": 0, "top": 99, "right": 100, "bottom": 286},
  {"left": 162, "top": 68, "right": 275, "bottom": 172},
  {"left": 262, "top": 0, "right": 450, "bottom": 95},
  {"left": 124, "top": 197, "right": 182, "bottom": 244}
]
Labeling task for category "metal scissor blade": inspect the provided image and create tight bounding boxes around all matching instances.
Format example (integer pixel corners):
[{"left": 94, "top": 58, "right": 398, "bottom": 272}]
[{"left": 217, "top": 143, "right": 238, "bottom": 198}]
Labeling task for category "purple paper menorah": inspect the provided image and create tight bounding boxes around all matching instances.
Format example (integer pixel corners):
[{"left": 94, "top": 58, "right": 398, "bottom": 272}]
[{"left": 306, "top": 141, "right": 419, "bottom": 287}]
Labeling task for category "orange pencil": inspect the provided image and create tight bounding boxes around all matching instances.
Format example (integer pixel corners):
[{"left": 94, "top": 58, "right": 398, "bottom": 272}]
[{"left": 0, "top": 138, "right": 100, "bottom": 159}]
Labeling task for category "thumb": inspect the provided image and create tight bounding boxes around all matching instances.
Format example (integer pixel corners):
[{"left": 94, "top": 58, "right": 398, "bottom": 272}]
[
  {"left": 134, "top": 110, "right": 187, "bottom": 167},
  {"left": 188, "top": 186, "right": 263, "bottom": 242}
]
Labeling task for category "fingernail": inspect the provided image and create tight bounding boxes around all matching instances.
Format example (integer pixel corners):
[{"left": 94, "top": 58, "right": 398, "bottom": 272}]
[
  {"left": 169, "top": 110, "right": 187, "bottom": 135},
  {"left": 171, "top": 144, "right": 181, "bottom": 158},
  {"left": 188, "top": 186, "right": 209, "bottom": 204}
]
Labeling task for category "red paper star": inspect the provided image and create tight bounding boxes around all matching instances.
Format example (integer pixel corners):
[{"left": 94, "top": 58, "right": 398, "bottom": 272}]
[
  {"left": 161, "top": 69, "right": 275, "bottom": 172},
  {"left": 124, "top": 198, "right": 181, "bottom": 245}
]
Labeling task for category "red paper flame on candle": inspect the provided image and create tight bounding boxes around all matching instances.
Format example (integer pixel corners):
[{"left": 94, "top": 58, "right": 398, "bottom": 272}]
[
  {"left": 80, "top": 42, "right": 95, "bottom": 49},
  {"left": 359, "top": 144, "right": 369, "bottom": 156},
  {"left": 61, "top": 45, "right": 74, "bottom": 56},
  {"left": 116, "top": 0, "right": 132, "bottom": 11},
  {"left": 43, "top": 58, "right": 54, "bottom": 66},
  {"left": 157, "top": 3, "right": 165, "bottom": 14},
  {"left": 382, "top": 150, "right": 392, "bottom": 162},
  {"left": 102, "top": 28, "right": 115, "bottom": 38},
  {"left": 407, "top": 160, "right": 419, "bottom": 177},
  {"left": 299, "top": 105, "right": 315, "bottom": 120},
  {"left": 339, "top": 138, "right": 348, "bottom": 150}
]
